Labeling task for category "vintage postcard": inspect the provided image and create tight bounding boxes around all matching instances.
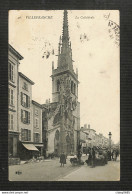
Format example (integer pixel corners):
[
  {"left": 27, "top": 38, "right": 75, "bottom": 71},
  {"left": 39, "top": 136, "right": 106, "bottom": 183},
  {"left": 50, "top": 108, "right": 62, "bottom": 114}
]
[{"left": 8, "top": 10, "right": 120, "bottom": 181}]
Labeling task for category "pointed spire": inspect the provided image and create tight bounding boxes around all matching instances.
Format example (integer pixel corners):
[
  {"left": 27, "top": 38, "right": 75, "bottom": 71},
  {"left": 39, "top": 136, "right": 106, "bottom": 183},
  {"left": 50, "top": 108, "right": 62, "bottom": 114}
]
[
  {"left": 61, "top": 10, "right": 70, "bottom": 54},
  {"left": 57, "top": 10, "right": 73, "bottom": 70}
]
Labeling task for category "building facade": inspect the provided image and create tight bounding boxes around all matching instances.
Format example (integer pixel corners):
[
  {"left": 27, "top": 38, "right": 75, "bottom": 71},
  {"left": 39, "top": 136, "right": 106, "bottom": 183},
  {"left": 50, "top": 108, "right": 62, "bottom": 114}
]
[
  {"left": 8, "top": 44, "right": 44, "bottom": 161},
  {"left": 8, "top": 45, "right": 23, "bottom": 157},
  {"left": 32, "top": 100, "right": 43, "bottom": 154},
  {"left": 80, "top": 124, "right": 109, "bottom": 152},
  {"left": 18, "top": 72, "right": 41, "bottom": 159},
  {"left": 43, "top": 10, "right": 80, "bottom": 156}
]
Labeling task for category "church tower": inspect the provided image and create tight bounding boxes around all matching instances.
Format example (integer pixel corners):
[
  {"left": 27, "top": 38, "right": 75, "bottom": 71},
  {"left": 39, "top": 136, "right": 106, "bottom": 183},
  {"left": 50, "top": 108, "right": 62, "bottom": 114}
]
[
  {"left": 48, "top": 10, "right": 80, "bottom": 155},
  {"left": 52, "top": 10, "right": 79, "bottom": 103}
]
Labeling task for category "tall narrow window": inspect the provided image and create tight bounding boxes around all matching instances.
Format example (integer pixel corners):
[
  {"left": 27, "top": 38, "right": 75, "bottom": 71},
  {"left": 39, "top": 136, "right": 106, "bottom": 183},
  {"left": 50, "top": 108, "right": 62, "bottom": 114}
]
[
  {"left": 57, "top": 80, "right": 60, "bottom": 92},
  {"left": 71, "top": 81, "right": 73, "bottom": 93},
  {"left": 74, "top": 83, "right": 76, "bottom": 95},
  {"left": 35, "top": 118, "right": 39, "bottom": 128},
  {"left": 21, "top": 129, "right": 31, "bottom": 141},
  {"left": 9, "top": 63, "right": 14, "bottom": 82},
  {"left": 21, "top": 110, "right": 30, "bottom": 124},
  {"left": 8, "top": 88, "right": 10, "bottom": 105},
  {"left": 11, "top": 115, "right": 13, "bottom": 130},
  {"left": 21, "top": 92, "right": 30, "bottom": 108},
  {"left": 8, "top": 114, "right": 10, "bottom": 130},
  {"left": 8, "top": 114, "right": 14, "bottom": 131},
  {"left": 11, "top": 90, "right": 13, "bottom": 105},
  {"left": 8, "top": 88, "right": 14, "bottom": 106}
]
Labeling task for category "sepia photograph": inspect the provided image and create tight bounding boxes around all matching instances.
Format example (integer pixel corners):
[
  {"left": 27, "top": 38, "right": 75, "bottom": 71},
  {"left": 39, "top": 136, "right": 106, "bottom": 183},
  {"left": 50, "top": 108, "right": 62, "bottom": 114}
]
[{"left": 8, "top": 10, "right": 120, "bottom": 181}]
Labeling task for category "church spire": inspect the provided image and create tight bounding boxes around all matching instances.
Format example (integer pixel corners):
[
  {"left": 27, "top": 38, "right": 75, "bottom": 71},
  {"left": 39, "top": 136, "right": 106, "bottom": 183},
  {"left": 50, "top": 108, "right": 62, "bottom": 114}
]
[
  {"left": 57, "top": 10, "right": 73, "bottom": 68},
  {"left": 61, "top": 10, "right": 69, "bottom": 52}
]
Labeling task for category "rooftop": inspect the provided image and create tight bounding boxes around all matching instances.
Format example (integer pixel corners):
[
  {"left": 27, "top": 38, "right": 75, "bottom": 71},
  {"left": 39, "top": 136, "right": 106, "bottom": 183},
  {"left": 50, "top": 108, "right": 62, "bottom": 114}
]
[
  {"left": 9, "top": 44, "right": 23, "bottom": 60},
  {"left": 32, "top": 100, "right": 42, "bottom": 109},
  {"left": 19, "top": 72, "right": 35, "bottom": 85}
]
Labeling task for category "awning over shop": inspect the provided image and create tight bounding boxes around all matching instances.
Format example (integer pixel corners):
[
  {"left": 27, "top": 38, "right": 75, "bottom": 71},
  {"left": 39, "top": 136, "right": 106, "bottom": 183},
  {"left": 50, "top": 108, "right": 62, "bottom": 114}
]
[
  {"left": 22, "top": 143, "right": 39, "bottom": 151},
  {"left": 34, "top": 144, "right": 44, "bottom": 147}
]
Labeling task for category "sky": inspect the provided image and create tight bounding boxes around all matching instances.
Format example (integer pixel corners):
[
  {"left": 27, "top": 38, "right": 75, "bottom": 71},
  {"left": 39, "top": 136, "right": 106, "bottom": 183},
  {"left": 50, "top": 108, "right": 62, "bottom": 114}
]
[{"left": 9, "top": 10, "right": 120, "bottom": 143}]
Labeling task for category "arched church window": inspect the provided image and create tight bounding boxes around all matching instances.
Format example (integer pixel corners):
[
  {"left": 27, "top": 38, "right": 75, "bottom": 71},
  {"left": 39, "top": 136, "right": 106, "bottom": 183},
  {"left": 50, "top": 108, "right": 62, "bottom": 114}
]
[
  {"left": 74, "top": 83, "right": 76, "bottom": 95},
  {"left": 55, "top": 130, "right": 59, "bottom": 140},
  {"left": 71, "top": 81, "right": 73, "bottom": 93},
  {"left": 57, "top": 80, "right": 60, "bottom": 92}
]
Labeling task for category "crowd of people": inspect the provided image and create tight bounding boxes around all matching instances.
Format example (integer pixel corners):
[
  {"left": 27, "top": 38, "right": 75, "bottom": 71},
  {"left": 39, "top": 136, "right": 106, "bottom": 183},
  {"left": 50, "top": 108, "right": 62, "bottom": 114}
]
[
  {"left": 85, "top": 146, "right": 120, "bottom": 168},
  {"left": 56, "top": 145, "right": 120, "bottom": 168}
]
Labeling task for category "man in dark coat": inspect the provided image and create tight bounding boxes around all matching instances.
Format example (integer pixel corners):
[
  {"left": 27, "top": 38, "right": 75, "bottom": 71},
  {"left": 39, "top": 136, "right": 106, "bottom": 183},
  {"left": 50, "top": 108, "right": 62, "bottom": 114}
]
[
  {"left": 60, "top": 152, "right": 66, "bottom": 167},
  {"left": 91, "top": 147, "right": 96, "bottom": 167}
]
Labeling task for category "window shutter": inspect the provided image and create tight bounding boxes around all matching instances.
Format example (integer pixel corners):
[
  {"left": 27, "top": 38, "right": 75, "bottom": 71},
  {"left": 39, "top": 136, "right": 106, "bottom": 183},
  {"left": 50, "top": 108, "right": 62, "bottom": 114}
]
[
  {"left": 28, "top": 112, "right": 30, "bottom": 124},
  {"left": 11, "top": 90, "right": 13, "bottom": 105},
  {"left": 21, "top": 109, "right": 23, "bottom": 122},
  {"left": 8, "top": 63, "right": 11, "bottom": 80},
  {"left": 11, "top": 65, "right": 14, "bottom": 82},
  {"left": 28, "top": 130, "right": 31, "bottom": 141},
  {"left": 11, "top": 115, "right": 13, "bottom": 130},
  {"left": 37, "top": 119, "right": 39, "bottom": 128},
  {"left": 8, "top": 114, "right": 10, "bottom": 130},
  {"left": 28, "top": 96, "right": 30, "bottom": 108},
  {"left": 21, "top": 92, "right": 23, "bottom": 106},
  {"left": 8, "top": 88, "right": 10, "bottom": 105},
  {"left": 21, "top": 129, "right": 24, "bottom": 141}
]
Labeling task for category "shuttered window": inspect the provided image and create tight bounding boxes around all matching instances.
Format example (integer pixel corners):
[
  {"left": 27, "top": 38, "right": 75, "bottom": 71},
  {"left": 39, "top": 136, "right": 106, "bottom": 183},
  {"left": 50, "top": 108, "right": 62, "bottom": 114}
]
[
  {"left": 21, "top": 129, "right": 31, "bottom": 141},
  {"left": 28, "top": 130, "right": 31, "bottom": 141},
  {"left": 8, "top": 88, "right": 10, "bottom": 105},
  {"left": 8, "top": 88, "right": 14, "bottom": 106},
  {"left": 9, "top": 63, "right": 14, "bottom": 82},
  {"left": 21, "top": 110, "right": 30, "bottom": 124},
  {"left": 11, "top": 115, "right": 13, "bottom": 130},
  {"left": 28, "top": 112, "right": 30, "bottom": 124},
  {"left": 11, "top": 90, "right": 13, "bottom": 105},
  {"left": 8, "top": 114, "right": 13, "bottom": 131},
  {"left": 35, "top": 118, "right": 39, "bottom": 128},
  {"left": 21, "top": 92, "right": 30, "bottom": 108},
  {"left": 8, "top": 114, "right": 10, "bottom": 130}
]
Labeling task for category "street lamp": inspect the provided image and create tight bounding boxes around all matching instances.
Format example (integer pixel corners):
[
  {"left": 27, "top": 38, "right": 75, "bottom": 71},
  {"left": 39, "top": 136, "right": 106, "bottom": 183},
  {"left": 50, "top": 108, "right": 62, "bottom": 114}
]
[{"left": 108, "top": 132, "right": 112, "bottom": 161}]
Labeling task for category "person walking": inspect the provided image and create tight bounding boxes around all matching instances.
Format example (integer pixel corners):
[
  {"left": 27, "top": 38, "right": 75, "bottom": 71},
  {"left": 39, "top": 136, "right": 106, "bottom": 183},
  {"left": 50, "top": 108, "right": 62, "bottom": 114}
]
[
  {"left": 91, "top": 147, "right": 96, "bottom": 168},
  {"left": 60, "top": 152, "right": 66, "bottom": 167}
]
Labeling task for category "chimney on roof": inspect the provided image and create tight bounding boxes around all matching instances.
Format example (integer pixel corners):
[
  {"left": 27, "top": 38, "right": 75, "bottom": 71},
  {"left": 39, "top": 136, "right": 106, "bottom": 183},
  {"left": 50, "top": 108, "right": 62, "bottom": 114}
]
[
  {"left": 88, "top": 124, "right": 90, "bottom": 129},
  {"left": 84, "top": 124, "right": 87, "bottom": 129}
]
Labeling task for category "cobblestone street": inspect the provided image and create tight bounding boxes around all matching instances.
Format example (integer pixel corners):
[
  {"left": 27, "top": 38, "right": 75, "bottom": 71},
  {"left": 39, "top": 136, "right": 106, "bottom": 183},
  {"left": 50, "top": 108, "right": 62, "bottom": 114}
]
[
  {"left": 9, "top": 156, "right": 120, "bottom": 181},
  {"left": 58, "top": 160, "right": 120, "bottom": 181},
  {"left": 9, "top": 157, "right": 82, "bottom": 181}
]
